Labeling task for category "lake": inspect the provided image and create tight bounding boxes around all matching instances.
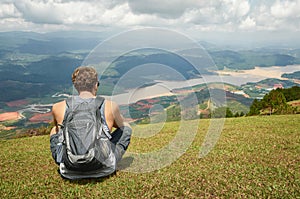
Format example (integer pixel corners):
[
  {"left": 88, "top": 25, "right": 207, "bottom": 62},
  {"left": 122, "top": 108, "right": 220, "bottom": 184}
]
[{"left": 106, "top": 65, "right": 300, "bottom": 104}]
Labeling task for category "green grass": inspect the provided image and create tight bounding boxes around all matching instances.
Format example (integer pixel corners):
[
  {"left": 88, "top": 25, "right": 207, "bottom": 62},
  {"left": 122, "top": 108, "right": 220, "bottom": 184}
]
[
  {"left": 226, "top": 100, "right": 249, "bottom": 114},
  {"left": 0, "top": 115, "right": 299, "bottom": 198}
]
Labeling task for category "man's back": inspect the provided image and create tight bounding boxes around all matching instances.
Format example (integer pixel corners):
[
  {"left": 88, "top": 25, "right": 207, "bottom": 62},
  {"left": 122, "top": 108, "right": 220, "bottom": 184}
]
[
  {"left": 51, "top": 98, "right": 124, "bottom": 136},
  {"left": 50, "top": 66, "right": 132, "bottom": 180}
]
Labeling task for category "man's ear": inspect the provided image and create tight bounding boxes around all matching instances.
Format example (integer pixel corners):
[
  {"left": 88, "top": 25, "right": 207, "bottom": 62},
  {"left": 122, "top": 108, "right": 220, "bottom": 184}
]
[{"left": 94, "top": 82, "right": 99, "bottom": 94}]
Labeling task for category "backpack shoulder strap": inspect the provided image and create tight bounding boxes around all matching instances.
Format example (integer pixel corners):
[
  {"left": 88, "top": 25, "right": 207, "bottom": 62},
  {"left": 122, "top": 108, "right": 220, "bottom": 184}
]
[
  {"left": 95, "top": 96, "right": 112, "bottom": 139},
  {"left": 61, "top": 97, "right": 75, "bottom": 129},
  {"left": 95, "top": 96, "right": 105, "bottom": 109},
  {"left": 65, "top": 97, "right": 74, "bottom": 110}
]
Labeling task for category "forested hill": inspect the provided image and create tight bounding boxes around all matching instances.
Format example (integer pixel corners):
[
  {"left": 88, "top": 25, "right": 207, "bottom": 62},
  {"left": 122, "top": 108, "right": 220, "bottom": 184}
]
[
  {"left": 248, "top": 86, "right": 300, "bottom": 115},
  {"left": 1, "top": 31, "right": 300, "bottom": 102}
]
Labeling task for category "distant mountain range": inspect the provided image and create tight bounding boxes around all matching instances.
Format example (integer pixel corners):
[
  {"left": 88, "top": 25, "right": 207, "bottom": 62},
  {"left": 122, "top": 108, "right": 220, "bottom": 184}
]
[
  {"left": 0, "top": 31, "right": 300, "bottom": 136},
  {"left": 0, "top": 31, "right": 299, "bottom": 102}
]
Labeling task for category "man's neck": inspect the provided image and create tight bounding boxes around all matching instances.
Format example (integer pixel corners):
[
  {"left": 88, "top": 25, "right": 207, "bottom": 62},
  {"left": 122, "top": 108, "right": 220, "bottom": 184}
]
[{"left": 79, "top": 91, "right": 96, "bottom": 99}]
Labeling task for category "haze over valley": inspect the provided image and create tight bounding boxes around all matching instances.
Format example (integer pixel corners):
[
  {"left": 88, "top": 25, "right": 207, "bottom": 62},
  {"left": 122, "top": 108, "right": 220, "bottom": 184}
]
[{"left": 0, "top": 30, "right": 299, "bottom": 137}]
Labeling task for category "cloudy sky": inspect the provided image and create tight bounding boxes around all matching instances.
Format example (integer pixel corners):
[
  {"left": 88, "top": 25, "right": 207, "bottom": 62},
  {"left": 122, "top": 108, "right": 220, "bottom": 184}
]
[{"left": 0, "top": 0, "right": 300, "bottom": 46}]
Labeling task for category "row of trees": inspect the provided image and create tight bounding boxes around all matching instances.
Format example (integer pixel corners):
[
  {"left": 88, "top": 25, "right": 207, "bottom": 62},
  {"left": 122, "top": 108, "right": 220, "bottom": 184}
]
[
  {"left": 248, "top": 86, "right": 300, "bottom": 116},
  {"left": 211, "top": 107, "right": 245, "bottom": 118}
]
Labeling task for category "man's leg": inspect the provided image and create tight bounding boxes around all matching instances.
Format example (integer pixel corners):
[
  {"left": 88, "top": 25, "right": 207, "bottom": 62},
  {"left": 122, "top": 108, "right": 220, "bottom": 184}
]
[
  {"left": 110, "top": 126, "right": 132, "bottom": 162},
  {"left": 50, "top": 130, "right": 64, "bottom": 165}
]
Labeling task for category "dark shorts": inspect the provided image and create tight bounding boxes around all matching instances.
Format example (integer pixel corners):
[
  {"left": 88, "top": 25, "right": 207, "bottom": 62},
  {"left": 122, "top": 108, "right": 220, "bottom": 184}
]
[
  {"left": 50, "top": 126, "right": 132, "bottom": 164},
  {"left": 110, "top": 126, "right": 132, "bottom": 162},
  {"left": 50, "top": 131, "right": 64, "bottom": 165}
]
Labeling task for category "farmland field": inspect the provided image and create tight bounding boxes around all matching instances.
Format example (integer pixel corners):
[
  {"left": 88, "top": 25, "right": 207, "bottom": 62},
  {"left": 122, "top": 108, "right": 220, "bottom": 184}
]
[{"left": 0, "top": 115, "right": 299, "bottom": 198}]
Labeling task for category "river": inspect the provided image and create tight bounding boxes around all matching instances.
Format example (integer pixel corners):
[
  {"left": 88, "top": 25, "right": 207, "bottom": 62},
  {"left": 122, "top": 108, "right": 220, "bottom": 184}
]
[
  {"left": 15, "top": 65, "right": 300, "bottom": 109},
  {"left": 106, "top": 65, "right": 300, "bottom": 104}
]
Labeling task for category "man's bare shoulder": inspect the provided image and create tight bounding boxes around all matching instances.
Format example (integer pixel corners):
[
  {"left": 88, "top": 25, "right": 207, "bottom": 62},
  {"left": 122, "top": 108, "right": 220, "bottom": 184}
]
[
  {"left": 104, "top": 99, "right": 118, "bottom": 110},
  {"left": 52, "top": 100, "right": 66, "bottom": 112}
]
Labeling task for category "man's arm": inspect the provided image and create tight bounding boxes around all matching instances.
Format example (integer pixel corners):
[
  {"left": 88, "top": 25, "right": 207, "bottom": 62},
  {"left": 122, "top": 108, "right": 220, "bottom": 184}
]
[
  {"left": 50, "top": 109, "right": 59, "bottom": 136},
  {"left": 110, "top": 101, "right": 132, "bottom": 155},
  {"left": 111, "top": 101, "right": 130, "bottom": 129},
  {"left": 50, "top": 101, "right": 65, "bottom": 136}
]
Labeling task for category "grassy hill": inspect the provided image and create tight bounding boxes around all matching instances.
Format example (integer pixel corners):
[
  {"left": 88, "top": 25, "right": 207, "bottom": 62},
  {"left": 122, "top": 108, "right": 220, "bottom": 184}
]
[
  {"left": 0, "top": 115, "right": 299, "bottom": 198},
  {"left": 210, "top": 49, "right": 300, "bottom": 70}
]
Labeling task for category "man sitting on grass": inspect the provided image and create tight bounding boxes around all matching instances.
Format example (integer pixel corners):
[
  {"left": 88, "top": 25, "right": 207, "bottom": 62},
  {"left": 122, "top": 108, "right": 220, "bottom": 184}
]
[{"left": 50, "top": 66, "right": 132, "bottom": 180}]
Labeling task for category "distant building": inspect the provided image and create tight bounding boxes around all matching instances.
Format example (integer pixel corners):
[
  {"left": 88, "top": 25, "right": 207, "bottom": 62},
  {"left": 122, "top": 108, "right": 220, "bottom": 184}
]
[
  {"left": 273, "top": 84, "right": 284, "bottom": 90},
  {"left": 231, "top": 90, "right": 250, "bottom": 98}
]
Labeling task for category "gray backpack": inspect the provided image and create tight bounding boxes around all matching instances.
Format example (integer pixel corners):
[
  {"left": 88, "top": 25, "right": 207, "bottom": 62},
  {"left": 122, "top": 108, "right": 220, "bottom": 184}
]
[{"left": 61, "top": 96, "right": 112, "bottom": 172}]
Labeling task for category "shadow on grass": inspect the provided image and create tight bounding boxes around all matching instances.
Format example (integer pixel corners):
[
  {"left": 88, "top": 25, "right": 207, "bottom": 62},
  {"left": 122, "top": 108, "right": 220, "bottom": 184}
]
[
  {"left": 61, "top": 156, "right": 134, "bottom": 184},
  {"left": 117, "top": 156, "right": 134, "bottom": 171},
  {"left": 66, "top": 172, "right": 116, "bottom": 185}
]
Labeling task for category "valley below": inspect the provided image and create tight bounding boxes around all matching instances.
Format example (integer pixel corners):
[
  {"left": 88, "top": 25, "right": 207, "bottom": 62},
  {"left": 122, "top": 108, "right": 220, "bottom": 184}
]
[
  {"left": 0, "top": 31, "right": 300, "bottom": 138},
  {"left": 1, "top": 63, "right": 299, "bottom": 138}
]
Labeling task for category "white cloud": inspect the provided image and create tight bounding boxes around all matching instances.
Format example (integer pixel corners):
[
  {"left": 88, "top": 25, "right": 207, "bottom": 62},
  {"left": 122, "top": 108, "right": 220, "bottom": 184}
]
[
  {"left": 270, "top": 0, "right": 300, "bottom": 19},
  {"left": 239, "top": 16, "right": 256, "bottom": 30},
  {"left": 14, "top": 0, "right": 63, "bottom": 24},
  {"left": 0, "top": 3, "right": 20, "bottom": 18},
  {"left": 127, "top": 0, "right": 205, "bottom": 18},
  {"left": 248, "top": 0, "right": 300, "bottom": 31},
  {"left": 182, "top": 7, "right": 218, "bottom": 25},
  {"left": 222, "top": 0, "right": 250, "bottom": 18},
  {"left": 12, "top": 0, "right": 131, "bottom": 26},
  {"left": 176, "top": 0, "right": 251, "bottom": 32},
  {"left": 0, "top": 0, "right": 299, "bottom": 35},
  {"left": 0, "top": 17, "right": 25, "bottom": 29}
]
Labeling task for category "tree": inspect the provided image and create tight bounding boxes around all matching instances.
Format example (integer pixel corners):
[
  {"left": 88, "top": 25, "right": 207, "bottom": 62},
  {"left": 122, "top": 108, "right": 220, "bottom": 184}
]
[
  {"left": 212, "top": 107, "right": 234, "bottom": 118},
  {"left": 261, "top": 89, "right": 288, "bottom": 115},
  {"left": 226, "top": 107, "right": 233, "bottom": 118},
  {"left": 166, "top": 105, "right": 181, "bottom": 121},
  {"left": 247, "top": 86, "right": 300, "bottom": 116},
  {"left": 248, "top": 99, "right": 261, "bottom": 116},
  {"left": 281, "top": 86, "right": 300, "bottom": 102},
  {"left": 212, "top": 107, "right": 226, "bottom": 118}
]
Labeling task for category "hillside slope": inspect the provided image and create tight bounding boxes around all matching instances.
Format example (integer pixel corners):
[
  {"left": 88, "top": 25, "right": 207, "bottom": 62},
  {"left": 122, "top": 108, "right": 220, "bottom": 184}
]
[{"left": 0, "top": 115, "right": 299, "bottom": 198}]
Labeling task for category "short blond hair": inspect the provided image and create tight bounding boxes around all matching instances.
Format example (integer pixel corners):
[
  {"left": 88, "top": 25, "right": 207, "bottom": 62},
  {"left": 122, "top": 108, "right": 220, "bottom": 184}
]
[{"left": 72, "top": 66, "right": 98, "bottom": 93}]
